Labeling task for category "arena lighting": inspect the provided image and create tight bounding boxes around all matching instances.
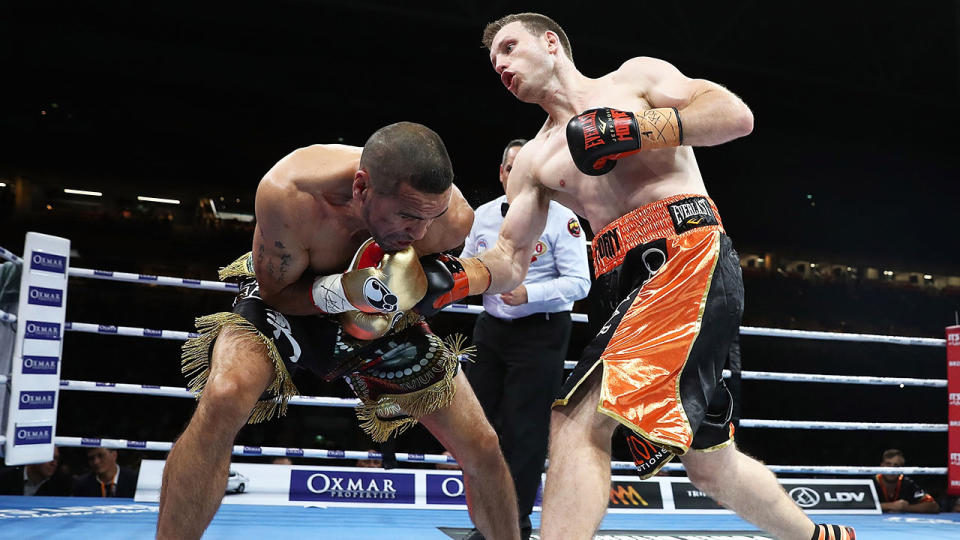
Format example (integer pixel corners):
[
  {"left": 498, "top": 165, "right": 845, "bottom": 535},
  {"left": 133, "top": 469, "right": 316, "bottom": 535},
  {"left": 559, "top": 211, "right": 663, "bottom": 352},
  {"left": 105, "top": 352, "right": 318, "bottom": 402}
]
[
  {"left": 883, "top": 270, "right": 894, "bottom": 276},
  {"left": 0, "top": 182, "right": 6, "bottom": 188},
  {"left": 924, "top": 274, "right": 933, "bottom": 280},
  {"left": 63, "top": 188, "right": 102, "bottom": 197},
  {"left": 137, "top": 196, "right": 180, "bottom": 205},
  {"left": 809, "top": 263, "right": 817, "bottom": 268}
]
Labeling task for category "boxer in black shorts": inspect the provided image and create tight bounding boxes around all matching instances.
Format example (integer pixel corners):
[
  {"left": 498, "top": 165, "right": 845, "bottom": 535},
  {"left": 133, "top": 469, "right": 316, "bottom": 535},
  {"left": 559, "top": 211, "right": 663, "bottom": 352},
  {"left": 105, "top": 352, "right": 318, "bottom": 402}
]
[{"left": 157, "top": 123, "right": 521, "bottom": 540}]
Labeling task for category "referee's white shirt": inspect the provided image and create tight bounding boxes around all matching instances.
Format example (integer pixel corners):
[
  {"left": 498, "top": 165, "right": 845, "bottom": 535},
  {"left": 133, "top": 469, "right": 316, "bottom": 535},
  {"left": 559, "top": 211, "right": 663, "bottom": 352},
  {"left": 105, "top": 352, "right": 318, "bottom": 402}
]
[{"left": 461, "top": 195, "right": 591, "bottom": 320}]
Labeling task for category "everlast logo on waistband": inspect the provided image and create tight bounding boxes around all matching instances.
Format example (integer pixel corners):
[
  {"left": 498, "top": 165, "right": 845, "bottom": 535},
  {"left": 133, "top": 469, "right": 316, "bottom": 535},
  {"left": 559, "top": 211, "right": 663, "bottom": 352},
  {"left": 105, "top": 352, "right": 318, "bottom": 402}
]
[
  {"left": 593, "top": 228, "right": 622, "bottom": 263},
  {"left": 667, "top": 197, "right": 718, "bottom": 234}
]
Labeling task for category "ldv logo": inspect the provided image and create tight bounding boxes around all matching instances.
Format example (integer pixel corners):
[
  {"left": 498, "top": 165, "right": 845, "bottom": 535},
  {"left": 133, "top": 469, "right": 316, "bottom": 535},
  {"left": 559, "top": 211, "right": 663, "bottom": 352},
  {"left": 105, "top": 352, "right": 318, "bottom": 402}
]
[{"left": 824, "top": 492, "right": 865, "bottom": 503}]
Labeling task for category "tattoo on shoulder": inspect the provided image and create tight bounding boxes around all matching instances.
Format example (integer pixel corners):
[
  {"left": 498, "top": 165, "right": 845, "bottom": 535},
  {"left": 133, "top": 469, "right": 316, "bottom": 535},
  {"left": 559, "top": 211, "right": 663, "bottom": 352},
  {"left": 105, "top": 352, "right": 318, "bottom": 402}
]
[{"left": 275, "top": 241, "right": 285, "bottom": 249}]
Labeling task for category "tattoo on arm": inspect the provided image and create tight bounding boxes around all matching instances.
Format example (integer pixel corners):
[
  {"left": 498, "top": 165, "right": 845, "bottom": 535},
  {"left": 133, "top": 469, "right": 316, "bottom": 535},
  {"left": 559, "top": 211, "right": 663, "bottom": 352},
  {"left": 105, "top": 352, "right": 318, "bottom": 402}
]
[{"left": 278, "top": 252, "right": 292, "bottom": 282}]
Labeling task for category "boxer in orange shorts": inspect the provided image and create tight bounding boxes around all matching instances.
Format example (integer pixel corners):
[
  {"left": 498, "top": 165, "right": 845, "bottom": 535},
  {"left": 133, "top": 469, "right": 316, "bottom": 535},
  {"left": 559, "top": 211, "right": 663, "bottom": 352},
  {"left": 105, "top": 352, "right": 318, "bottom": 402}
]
[
  {"left": 414, "top": 12, "right": 855, "bottom": 540},
  {"left": 556, "top": 194, "right": 741, "bottom": 475}
]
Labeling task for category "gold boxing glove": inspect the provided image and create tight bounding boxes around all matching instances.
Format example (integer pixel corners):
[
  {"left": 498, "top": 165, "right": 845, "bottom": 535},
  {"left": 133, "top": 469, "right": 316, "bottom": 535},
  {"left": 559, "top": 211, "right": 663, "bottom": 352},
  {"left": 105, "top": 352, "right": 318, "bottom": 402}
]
[{"left": 310, "top": 238, "right": 428, "bottom": 315}]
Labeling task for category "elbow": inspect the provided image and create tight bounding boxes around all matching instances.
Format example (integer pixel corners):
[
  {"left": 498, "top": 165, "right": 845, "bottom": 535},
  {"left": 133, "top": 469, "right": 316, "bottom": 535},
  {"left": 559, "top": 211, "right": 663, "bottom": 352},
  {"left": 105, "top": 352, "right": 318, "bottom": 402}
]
[{"left": 734, "top": 103, "right": 754, "bottom": 138}]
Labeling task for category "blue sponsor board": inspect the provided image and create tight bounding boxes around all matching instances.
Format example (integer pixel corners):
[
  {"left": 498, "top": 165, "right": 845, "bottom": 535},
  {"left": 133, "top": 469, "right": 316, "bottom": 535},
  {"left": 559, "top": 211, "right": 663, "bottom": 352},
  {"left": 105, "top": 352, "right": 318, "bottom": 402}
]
[
  {"left": 143, "top": 329, "right": 162, "bottom": 337},
  {"left": 426, "top": 473, "right": 467, "bottom": 505},
  {"left": 24, "top": 321, "right": 61, "bottom": 341},
  {"left": 22, "top": 355, "right": 59, "bottom": 375},
  {"left": 19, "top": 391, "right": 55, "bottom": 410},
  {"left": 285, "top": 448, "right": 305, "bottom": 457},
  {"left": 14, "top": 426, "right": 52, "bottom": 445},
  {"left": 289, "top": 470, "right": 415, "bottom": 504},
  {"left": 30, "top": 251, "right": 66, "bottom": 274},
  {"left": 94, "top": 270, "right": 113, "bottom": 277},
  {"left": 97, "top": 325, "right": 118, "bottom": 333},
  {"left": 27, "top": 286, "right": 63, "bottom": 307},
  {"left": 242, "top": 446, "right": 262, "bottom": 455},
  {"left": 127, "top": 441, "right": 147, "bottom": 448},
  {"left": 327, "top": 450, "right": 345, "bottom": 458},
  {"left": 81, "top": 438, "right": 102, "bottom": 446}
]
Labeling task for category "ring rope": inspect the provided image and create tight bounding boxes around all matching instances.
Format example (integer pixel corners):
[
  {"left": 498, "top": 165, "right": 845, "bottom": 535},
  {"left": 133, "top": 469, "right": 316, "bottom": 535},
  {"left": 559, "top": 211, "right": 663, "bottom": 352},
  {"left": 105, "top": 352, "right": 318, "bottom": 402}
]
[
  {"left": 55, "top": 378, "right": 947, "bottom": 431},
  {"left": 68, "top": 266, "right": 239, "bottom": 292},
  {"left": 65, "top": 321, "right": 199, "bottom": 341},
  {"left": 0, "top": 308, "right": 15, "bottom": 323},
  {"left": 0, "top": 435, "right": 944, "bottom": 475},
  {"left": 739, "top": 325, "right": 945, "bottom": 347},
  {"left": 740, "top": 419, "right": 947, "bottom": 432},
  {"left": 0, "top": 246, "right": 22, "bottom": 264},
  {"left": 0, "top": 244, "right": 946, "bottom": 347},
  {"left": 63, "top": 315, "right": 960, "bottom": 389}
]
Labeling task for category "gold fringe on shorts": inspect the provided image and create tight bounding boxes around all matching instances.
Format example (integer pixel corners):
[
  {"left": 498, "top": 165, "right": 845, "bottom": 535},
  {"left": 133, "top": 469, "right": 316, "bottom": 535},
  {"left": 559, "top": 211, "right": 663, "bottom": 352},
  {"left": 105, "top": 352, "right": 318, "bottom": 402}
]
[
  {"left": 352, "top": 334, "right": 476, "bottom": 442},
  {"left": 180, "top": 252, "right": 299, "bottom": 424}
]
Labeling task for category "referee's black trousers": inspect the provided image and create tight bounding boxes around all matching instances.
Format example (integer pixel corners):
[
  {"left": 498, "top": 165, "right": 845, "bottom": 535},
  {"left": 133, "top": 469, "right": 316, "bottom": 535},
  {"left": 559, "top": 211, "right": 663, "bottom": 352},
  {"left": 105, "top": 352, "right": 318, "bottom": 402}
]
[{"left": 465, "top": 310, "right": 572, "bottom": 518}]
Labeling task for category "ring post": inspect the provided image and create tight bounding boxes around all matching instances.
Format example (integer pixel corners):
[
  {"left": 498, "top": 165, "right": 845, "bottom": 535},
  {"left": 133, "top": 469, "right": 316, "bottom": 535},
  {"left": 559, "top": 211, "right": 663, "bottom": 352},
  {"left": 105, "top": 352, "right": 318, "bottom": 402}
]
[
  {"left": 947, "top": 324, "right": 960, "bottom": 495},
  {"left": 2, "top": 233, "right": 70, "bottom": 465}
]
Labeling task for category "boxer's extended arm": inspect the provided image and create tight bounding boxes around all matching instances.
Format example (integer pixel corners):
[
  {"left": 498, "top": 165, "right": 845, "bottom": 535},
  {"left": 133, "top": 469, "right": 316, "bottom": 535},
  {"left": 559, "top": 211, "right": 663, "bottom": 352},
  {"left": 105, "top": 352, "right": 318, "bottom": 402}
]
[
  {"left": 567, "top": 57, "right": 753, "bottom": 175},
  {"left": 412, "top": 155, "right": 549, "bottom": 316},
  {"left": 480, "top": 180, "right": 551, "bottom": 294}
]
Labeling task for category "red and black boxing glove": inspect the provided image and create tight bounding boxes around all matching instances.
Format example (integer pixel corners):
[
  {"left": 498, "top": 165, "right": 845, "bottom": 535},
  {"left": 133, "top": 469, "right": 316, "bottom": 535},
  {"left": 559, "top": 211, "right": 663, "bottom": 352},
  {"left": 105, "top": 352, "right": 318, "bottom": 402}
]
[
  {"left": 414, "top": 254, "right": 491, "bottom": 317},
  {"left": 566, "top": 106, "right": 683, "bottom": 176}
]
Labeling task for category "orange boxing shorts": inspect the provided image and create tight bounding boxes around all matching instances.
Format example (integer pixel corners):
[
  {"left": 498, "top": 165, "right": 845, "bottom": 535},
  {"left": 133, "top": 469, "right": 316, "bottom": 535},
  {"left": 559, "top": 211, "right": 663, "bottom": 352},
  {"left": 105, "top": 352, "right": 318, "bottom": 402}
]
[{"left": 555, "top": 194, "right": 744, "bottom": 478}]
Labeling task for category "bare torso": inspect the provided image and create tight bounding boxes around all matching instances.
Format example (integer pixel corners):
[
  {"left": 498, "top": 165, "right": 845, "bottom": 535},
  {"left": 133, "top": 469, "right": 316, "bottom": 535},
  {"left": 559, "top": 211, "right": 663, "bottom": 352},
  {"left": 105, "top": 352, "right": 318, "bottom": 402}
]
[
  {"left": 252, "top": 144, "right": 472, "bottom": 314},
  {"left": 516, "top": 69, "right": 708, "bottom": 230}
]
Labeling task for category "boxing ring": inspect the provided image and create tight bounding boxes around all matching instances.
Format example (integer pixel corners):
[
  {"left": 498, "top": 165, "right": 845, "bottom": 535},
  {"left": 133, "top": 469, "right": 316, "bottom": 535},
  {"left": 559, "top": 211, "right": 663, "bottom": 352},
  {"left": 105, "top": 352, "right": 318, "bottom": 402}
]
[{"left": 2, "top": 234, "right": 959, "bottom": 539}]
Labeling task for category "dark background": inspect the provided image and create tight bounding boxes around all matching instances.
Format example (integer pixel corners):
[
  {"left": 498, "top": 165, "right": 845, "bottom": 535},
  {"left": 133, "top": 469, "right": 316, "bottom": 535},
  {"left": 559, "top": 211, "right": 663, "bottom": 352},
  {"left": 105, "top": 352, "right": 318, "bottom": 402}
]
[{"left": 2, "top": 1, "right": 958, "bottom": 499}]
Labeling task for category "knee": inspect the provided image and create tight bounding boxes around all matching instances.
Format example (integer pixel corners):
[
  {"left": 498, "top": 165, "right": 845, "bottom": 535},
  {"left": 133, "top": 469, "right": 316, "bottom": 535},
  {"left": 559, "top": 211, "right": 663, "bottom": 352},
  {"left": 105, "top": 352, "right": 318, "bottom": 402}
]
[
  {"left": 197, "top": 373, "right": 261, "bottom": 426},
  {"left": 458, "top": 422, "right": 503, "bottom": 472},
  {"left": 684, "top": 456, "right": 725, "bottom": 495}
]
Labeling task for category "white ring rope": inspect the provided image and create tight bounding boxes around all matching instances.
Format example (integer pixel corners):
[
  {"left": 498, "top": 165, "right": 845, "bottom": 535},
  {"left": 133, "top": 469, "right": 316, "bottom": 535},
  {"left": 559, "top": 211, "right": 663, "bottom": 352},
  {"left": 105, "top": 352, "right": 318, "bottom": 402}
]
[
  {"left": 0, "top": 246, "right": 23, "bottom": 264},
  {"left": 65, "top": 321, "right": 199, "bottom": 341},
  {"left": 740, "top": 419, "right": 947, "bottom": 432},
  {"left": 58, "top": 322, "right": 955, "bottom": 389},
  {"left": 56, "top": 378, "right": 947, "bottom": 431},
  {"left": 739, "top": 325, "right": 945, "bottom": 347},
  {"left": 0, "top": 244, "right": 947, "bottom": 346},
  {"left": 68, "top": 266, "right": 239, "bottom": 292},
  {"left": 0, "top": 307, "right": 15, "bottom": 323},
  {"left": 0, "top": 435, "right": 944, "bottom": 476}
]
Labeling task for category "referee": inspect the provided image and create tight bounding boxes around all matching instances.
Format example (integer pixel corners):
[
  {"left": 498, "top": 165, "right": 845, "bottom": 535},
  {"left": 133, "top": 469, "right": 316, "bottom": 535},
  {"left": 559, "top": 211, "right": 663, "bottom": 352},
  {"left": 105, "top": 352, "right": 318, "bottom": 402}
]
[{"left": 461, "top": 139, "right": 590, "bottom": 539}]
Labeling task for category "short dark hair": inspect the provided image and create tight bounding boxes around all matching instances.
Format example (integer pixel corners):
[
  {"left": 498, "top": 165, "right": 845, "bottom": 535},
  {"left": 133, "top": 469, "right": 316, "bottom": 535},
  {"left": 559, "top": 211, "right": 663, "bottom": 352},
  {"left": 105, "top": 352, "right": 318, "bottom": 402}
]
[
  {"left": 882, "top": 448, "right": 904, "bottom": 461},
  {"left": 501, "top": 138, "right": 527, "bottom": 166},
  {"left": 482, "top": 12, "right": 573, "bottom": 61},
  {"left": 360, "top": 122, "right": 454, "bottom": 195}
]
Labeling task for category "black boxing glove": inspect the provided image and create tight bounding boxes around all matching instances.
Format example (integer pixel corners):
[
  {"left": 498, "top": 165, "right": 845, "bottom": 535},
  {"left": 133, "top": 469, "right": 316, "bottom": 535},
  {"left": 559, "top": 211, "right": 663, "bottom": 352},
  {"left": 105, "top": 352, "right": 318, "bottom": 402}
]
[
  {"left": 414, "top": 254, "right": 491, "bottom": 317},
  {"left": 566, "top": 107, "right": 683, "bottom": 176}
]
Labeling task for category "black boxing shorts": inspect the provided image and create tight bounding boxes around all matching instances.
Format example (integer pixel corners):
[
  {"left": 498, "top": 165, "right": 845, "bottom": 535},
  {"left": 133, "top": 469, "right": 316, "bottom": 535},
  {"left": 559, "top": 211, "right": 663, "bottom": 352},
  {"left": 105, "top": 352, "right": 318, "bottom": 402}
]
[
  {"left": 181, "top": 253, "right": 464, "bottom": 441},
  {"left": 555, "top": 194, "right": 744, "bottom": 478}
]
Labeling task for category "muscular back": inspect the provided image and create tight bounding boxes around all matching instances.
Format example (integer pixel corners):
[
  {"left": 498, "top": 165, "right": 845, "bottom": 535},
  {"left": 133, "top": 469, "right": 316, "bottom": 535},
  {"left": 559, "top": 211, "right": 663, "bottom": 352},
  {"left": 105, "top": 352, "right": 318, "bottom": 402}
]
[{"left": 251, "top": 144, "right": 473, "bottom": 315}]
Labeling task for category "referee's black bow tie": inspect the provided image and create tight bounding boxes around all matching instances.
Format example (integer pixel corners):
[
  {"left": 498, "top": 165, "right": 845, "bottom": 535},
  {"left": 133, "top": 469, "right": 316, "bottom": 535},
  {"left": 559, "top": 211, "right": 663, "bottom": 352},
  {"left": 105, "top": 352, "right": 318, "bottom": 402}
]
[{"left": 501, "top": 202, "right": 509, "bottom": 217}]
